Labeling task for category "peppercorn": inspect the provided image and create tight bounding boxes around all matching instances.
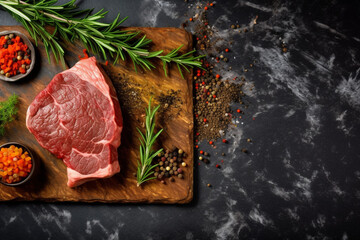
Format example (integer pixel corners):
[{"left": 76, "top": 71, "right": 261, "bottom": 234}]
[
  {"left": 178, "top": 174, "right": 183, "bottom": 179},
  {"left": 200, "top": 150, "right": 204, "bottom": 154},
  {"left": 221, "top": 152, "right": 225, "bottom": 156},
  {"left": 216, "top": 164, "right": 220, "bottom": 168},
  {"left": 5, "top": 73, "right": 10, "bottom": 78},
  {"left": 178, "top": 149, "right": 183, "bottom": 154},
  {"left": 159, "top": 161, "right": 164, "bottom": 166},
  {"left": 203, "top": 159, "right": 210, "bottom": 164},
  {"left": 247, "top": 138, "right": 252, "bottom": 142},
  {"left": 170, "top": 177, "right": 175, "bottom": 182},
  {"left": 161, "top": 157, "right": 166, "bottom": 162},
  {"left": 231, "top": 25, "right": 235, "bottom": 29},
  {"left": 164, "top": 172, "right": 169, "bottom": 178},
  {"left": 169, "top": 170, "right": 174, "bottom": 175},
  {"left": 172, "top": 166, "right": 177, "bottom": 171},
  {"left": 166, "top": 166, "right": 171, "bottom": 171},
  {"left": 161, "top": 180, "right": 165, "bottom": 184},
  {"left": 204, "top": 152, "right": 209, "bottom": 156},
  {"left": 0, "top": 70, "right": 4, "bottom": 75},
  {"left": 26, "top": 65, "right": 30, "bottom": 70},
  {"left": 174, "top": 171, "right": 179, "bottom": 175},
  {"left": 155, "top": 166, "right": 160, "bottom": 172},
  {"left": 154, "top": 172, "right": 159, "bottom": 177},
  {"left": 9, "top": 33, "right": 14, "bottom": 39},
  {"left": 7, "top": 40, "right": 12, "bottom": 45},
  {"left": 24, "top": 55, "right": 29, "bottom": 60},
  {"left": 177, "top": 168, "right": 183, "bottom": 173},
  {"left": 4, "top": 35, "right": 9, "bottom": 40},
  {"left": 222, "top": 139, "right": 227, "bottom": 143},
  {"left": 17, "top": 55, "right": 22, "bottom": 61},
  {"left": 241, "top": 148, "right": 248, "bottom": 153},
  {"left": 160, "top": 166, "right": 164, "bottom": 171},
  {"left": 199, "top": 156, "right": 203, "bottom": 161},
  {"left": 3, "top": 44, "right": 8, "bottom": 49},
  {"left": 182, "top": 162, "right": 187, "bottom": 167},
  {"left": 207, "top": 184, "right": 211, "bottom": 187}
]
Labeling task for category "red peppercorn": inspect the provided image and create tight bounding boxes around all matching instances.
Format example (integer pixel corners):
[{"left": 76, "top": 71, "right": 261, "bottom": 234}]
[
  {"left": 204, "top": 6, "right": 208, "bottom": 10},
  {"left": 203, "top": 118, "right": 207, "bottom": 122},
  {"left": 225, "top": 48, "right": 229, "bottom": 52},
  {"left": 204, "top": 35, "right": 207, "bottom": 39},
  {"left": 210, "top": 3, "right": 214, "bottom": 6},
  {"left": 216, "top": 164, "right": 220, "bottom": 168},
  {"left": 189, "top": 18, "right": 193, "bottom": 21},
  {"left": 200, "top": 150, "right": 204, "bottom": 154},
  {"left": 209, "top": 141, "right": 213, "bottom": 145},
  {"left": 195, "top": 145, "right": 199, "bottom": 148},
  {"left": 196, "top": 132, "right": 200, "bottom": 136},
  {"left": 237, "top": 109, "right": 241, "bottom": 113},
  {"left": 213, "top": 95, "right": 216, "bottom": 98},
  {"left": 222, "top": 139, "right": 227, "bottom": 143},
  {"left": 216, "top": 74, "right": 220, "bottom": 79}
]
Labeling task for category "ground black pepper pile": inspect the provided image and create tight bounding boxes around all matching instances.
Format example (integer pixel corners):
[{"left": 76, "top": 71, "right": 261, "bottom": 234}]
[{"left": 183, "top": 2, "right": 247, "bottom": 141}]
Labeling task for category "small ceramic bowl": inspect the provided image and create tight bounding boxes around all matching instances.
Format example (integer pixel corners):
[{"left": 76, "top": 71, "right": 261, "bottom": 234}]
[
  {"left": 0, "top": 31, "right": 36, "bottom": 82},
  {"left": 0, "top": 142, "right": 36, "bottom": 187}
]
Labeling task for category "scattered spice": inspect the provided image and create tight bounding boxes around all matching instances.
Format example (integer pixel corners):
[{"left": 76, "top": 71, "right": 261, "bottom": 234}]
[{"left": 154, "top": 148, "right": 187, "bottom": 183}]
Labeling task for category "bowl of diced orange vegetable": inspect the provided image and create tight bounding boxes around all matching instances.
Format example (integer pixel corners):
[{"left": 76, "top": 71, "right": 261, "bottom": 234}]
[
  {"left": 0, "top": 31, "right": 35, "bottom": 82},
  {"left": 0, "top": 142, "right": 35, "bottom": 186}
]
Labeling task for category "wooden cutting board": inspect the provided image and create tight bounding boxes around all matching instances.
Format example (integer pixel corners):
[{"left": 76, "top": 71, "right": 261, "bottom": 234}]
[{"left": 0, "top": 26, "right": 193, "bottom": 203}]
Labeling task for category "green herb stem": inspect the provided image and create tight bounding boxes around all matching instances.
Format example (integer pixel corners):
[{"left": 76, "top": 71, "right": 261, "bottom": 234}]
[
  {"left": 136, "top": 98, "right": 163, "bottom": 187},
  {"left": 0, "top": 94, "right": 18, "bottom": 136},
  {"left": 0, "top": 0, "right": 204, "bottom": 77}
]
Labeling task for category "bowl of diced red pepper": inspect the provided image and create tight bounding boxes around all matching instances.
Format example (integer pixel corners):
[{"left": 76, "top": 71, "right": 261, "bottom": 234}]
[
  {"left": 0, "top": 31, "right": 35, "bottom": 82},
  {"left": 0, "top": 142, "right": 36, "bottom": 186}
]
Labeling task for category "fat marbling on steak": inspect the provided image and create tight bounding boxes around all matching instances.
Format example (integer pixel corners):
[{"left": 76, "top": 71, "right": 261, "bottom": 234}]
[{"left": 26, "top": 57, "right": 122, "bottom": 187}]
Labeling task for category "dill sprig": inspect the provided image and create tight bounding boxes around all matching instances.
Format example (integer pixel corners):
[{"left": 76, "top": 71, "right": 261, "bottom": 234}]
[
  {"left": 0, "top": 0, "right": 204, "bottom": 77},
  {"left": 0, "top": 94, "right": 18, "bottom": 136},
  {"left": 136, "top": 98, "right": 163, "bottom": 187}
]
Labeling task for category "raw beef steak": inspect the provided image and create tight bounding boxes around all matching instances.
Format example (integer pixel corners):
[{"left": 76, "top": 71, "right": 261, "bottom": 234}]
[{"left": 26, "top": 57, "right": 122, "bottom": 187}]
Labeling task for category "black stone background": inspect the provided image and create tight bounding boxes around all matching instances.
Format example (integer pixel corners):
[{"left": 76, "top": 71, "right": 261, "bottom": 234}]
[{"left": 1, "top": 0, "right": 360, "bottom": 239}]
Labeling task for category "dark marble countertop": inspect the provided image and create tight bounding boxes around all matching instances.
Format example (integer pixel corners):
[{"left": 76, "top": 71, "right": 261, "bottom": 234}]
[{"left": 1, "top": 0, "right": 360, "bottom": 239}]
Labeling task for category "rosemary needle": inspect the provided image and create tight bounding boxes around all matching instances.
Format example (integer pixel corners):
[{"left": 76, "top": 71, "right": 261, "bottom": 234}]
[
  {"left": 136, "top": 98, "right": 163, "bottom": 187},
  {"left": 0, "top": 0, "right": 204, "bottom": 77}
]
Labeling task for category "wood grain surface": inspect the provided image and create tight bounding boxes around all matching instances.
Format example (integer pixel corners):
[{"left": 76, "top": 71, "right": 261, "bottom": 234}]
[{"left": 0, "top": 26, "right": 193, "bottom": 203}]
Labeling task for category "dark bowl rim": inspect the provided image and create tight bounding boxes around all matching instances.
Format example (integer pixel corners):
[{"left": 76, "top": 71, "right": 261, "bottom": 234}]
[
  {"left": 0, "top": 142, "right": 35, "bottom": 187},
  {"left": 0, "top": 31, "right": 36, "bottom": 82}
]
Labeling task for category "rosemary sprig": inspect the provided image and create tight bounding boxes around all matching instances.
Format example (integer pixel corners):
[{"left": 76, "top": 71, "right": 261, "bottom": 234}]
[
  {"left": 0, "top": 0, "right": 204, "bottom": 77},
  {"left": 0, "top": 94, "right": 18, "bottom": 136},
  {"left": 136, "top": 98, "right": 163, "bottom": 187}
]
